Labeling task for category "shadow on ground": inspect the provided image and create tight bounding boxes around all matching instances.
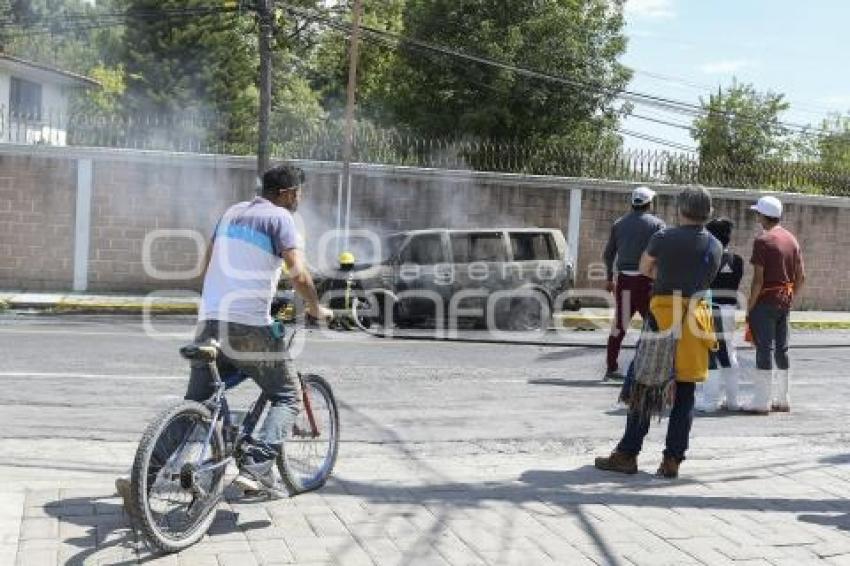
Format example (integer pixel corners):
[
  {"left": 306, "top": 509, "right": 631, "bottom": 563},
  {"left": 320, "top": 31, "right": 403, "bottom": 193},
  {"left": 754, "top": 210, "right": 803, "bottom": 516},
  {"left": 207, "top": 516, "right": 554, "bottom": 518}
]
[{"left": 43, "top": 486, "right": 270, "bottom": 564}]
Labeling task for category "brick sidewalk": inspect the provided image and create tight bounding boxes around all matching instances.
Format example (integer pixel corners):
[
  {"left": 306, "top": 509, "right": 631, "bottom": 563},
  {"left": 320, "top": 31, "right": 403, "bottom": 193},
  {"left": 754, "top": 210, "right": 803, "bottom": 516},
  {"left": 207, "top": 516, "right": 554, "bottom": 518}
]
[{"left": 4, "top": 443, "right": 849, "bottom": 566}]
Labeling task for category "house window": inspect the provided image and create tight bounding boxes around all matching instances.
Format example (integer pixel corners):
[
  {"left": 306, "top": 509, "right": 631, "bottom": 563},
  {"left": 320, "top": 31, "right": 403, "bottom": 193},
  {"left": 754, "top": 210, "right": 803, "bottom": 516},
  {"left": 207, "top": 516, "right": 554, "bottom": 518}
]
[{"left": 10, "top": 77, "right": 43, "bottom": 120}]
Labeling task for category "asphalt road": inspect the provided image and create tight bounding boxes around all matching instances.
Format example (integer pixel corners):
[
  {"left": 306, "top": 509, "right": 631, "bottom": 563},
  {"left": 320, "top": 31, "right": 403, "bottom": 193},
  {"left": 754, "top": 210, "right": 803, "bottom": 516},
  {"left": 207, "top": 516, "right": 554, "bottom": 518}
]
[{"left": 2, "top": 313, "right": 848, "bottom": 464}]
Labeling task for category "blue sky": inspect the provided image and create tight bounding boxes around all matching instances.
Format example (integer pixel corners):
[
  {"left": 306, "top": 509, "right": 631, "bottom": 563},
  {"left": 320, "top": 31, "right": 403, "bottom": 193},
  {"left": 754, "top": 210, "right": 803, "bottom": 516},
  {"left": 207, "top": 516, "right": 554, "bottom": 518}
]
[{"left": 621, "top": 0, "right": 850, "bottom": 152}]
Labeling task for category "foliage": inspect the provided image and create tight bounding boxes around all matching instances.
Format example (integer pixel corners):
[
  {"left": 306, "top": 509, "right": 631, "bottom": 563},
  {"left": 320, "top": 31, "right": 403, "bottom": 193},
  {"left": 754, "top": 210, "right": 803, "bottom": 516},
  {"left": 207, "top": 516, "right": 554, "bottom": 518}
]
[
  {"left": 307, "top": 0, "right": 406, "bottom": 122},
  {"left": 692, "top": 81, "right": 791, "bottom": 165},
  {"left": 796, "top": 113, "right": 850, "bottom": 171},
  {"left": 378, "top": 0, "right": 630, "bottom": 155}
]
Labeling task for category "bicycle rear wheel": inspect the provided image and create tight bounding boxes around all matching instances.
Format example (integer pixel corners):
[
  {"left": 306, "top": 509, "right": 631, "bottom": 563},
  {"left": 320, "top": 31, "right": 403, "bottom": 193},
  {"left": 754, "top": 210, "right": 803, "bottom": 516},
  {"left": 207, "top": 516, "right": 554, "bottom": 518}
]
[
  {"left": 278, "top": 374, "right": 339, "bottom": 494},
  {"left": 130, "top": 401, "right": 225, "bottom": 553}
]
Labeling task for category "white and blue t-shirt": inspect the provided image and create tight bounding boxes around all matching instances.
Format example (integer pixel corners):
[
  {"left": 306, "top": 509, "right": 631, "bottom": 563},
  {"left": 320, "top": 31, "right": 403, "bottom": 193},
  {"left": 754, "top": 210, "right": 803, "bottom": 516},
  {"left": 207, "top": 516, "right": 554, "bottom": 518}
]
[{"left": 199, "top": 197, "right": 301, "bottom": 326}]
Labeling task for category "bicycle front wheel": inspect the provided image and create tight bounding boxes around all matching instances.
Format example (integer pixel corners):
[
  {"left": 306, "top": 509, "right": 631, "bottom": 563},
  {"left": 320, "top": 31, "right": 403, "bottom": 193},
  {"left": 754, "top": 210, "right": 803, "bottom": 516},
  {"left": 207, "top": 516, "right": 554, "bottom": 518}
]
[
  {"left": 130, "top": 401, "right": 225, "bottom": 553},
  {"left": 278, "top": 374, "right": 339, "bottom": 494}
]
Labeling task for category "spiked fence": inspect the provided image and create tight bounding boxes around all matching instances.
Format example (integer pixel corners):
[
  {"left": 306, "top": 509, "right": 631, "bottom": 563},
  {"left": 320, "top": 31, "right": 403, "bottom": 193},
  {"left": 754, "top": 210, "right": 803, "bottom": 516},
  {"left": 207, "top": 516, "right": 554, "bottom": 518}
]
[{"left": 2, "top": 108, "right": 849, "bottom": 196}]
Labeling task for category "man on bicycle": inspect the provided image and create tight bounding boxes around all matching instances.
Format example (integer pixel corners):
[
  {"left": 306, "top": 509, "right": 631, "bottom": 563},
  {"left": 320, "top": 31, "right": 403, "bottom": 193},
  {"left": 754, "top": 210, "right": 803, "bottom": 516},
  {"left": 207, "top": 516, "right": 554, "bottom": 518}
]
[
  {"left": 191, "top": 164, "right": 332, "bottom": 496},
  {"left": 118, "top": 164, "right": 331, "bottom": 503}
]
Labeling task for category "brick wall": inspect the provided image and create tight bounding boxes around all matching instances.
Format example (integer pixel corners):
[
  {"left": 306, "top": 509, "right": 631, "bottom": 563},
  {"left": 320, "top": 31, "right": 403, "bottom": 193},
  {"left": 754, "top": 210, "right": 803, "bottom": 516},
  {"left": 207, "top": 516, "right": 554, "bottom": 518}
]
[
  {"left": 0, "top": 153, "right": 76, "bottom": 290},
  {"left": 86, "top": 159, "right": 253, "bottom": 292},
  {"left": 0, "top": 146, "right": 847, "bottom": 310}
]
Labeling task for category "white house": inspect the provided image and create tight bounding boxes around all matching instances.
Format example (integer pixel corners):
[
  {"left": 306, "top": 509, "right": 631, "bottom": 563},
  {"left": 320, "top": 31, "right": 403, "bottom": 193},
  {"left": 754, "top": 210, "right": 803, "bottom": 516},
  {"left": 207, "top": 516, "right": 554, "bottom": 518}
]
[{"left": 0, "top": 54, "right": 98, "bottom": 146}]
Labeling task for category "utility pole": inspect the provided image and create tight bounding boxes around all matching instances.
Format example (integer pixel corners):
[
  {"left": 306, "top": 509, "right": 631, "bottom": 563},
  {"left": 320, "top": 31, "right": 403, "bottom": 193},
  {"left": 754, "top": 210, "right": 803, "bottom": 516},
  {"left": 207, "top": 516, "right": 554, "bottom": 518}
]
[
  {"left": 340, "top": 0, "right": 363, "bottom": 249},
  {"left": 257, "top": 0, "right": 273, "bottom": 175}
]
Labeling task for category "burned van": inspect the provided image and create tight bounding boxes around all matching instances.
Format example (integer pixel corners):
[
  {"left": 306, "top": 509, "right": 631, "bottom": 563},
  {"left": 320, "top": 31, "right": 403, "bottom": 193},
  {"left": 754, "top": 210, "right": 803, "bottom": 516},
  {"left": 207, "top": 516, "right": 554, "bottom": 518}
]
[{"left": 364, "top": 228, "right": 577, "bottom": 330}]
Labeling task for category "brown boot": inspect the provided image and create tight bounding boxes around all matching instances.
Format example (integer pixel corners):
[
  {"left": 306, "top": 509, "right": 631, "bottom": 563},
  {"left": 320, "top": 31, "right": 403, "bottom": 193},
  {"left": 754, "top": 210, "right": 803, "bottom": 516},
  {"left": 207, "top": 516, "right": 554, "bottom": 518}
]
[
  {"left": 594, "top": 451, "right": 637, "bottom": 474},
  {"left": 656, "top": 455, "right": 680, "bottom": 479}
]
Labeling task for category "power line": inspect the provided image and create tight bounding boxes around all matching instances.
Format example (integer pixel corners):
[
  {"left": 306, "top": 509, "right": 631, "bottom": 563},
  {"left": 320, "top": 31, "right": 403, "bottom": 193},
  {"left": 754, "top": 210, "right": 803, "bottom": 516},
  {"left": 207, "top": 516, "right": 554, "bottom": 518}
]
[
  {"left": 628, "top": 112, "right": 693, "bottom": 131},
  {"left": 276, "top": 2, "right": 832, "bottom": 140},
  {"left": 619, "top": 129, "right": 696, "bottom": 152},
  {"left": 6, "top": 3, "right": 843, "bottom": 150}
]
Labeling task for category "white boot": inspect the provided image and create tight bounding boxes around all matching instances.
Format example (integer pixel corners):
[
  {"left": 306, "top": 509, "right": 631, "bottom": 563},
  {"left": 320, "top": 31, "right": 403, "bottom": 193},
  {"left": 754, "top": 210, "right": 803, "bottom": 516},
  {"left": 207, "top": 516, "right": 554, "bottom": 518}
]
[
  {"left": 745, "top": 368, "right": 773, "bottom": 415},
  {"left": 772, "top": 369, "right": 791, "bottom": 412},
  {"left": 697, "top": 370, "right": 722, "bottom": 412},
  {"left": 720, "top": 366, "right": 740, "bottom": 411}
]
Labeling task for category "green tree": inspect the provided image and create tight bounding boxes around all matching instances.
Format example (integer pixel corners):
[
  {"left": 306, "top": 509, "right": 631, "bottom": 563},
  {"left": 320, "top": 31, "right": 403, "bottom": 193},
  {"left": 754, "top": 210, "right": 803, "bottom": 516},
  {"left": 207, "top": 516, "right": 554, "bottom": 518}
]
[
  {"left": 375, "top": 0, "right": 630, "bottom": 156},
  {"left": 692, "top": 81, "right": 791, "bottom": 165},
  {"left": 308, "top": 0, "right": 405, "bottom": 122},
  {"left": 796, "top": 113, "right": 850, "bottom": 171},
  {"left": 120, "top": 0, "right": 256, "bottom": 118},
  {"left": 119, "top": 0, "right": 325, "bottom": 151},
  {"left": 0, "top": 0, "right": 123, "bottom": 72}
]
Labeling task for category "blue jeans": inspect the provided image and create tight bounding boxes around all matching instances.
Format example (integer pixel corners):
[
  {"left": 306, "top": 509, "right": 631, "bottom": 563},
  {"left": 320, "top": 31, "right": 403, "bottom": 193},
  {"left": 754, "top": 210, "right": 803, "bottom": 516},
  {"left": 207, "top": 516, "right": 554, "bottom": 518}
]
[
  {"left": 185, "top": 320, "right": 299, "bottom": 461},
  {"left": 748, "top": 303, "right": 790, "bottom": 370},
  {"left": 616, "top": 382, "right": 696, "bottom": 461}
]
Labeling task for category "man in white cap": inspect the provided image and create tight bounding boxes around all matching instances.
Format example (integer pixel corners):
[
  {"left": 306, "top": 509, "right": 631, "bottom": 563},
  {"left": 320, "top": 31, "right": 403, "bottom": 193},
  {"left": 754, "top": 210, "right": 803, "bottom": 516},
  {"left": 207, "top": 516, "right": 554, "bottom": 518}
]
[
  {"left": 745, "top": 195, "right": 806, "bottom": 413},
  {"left": 602, "top": 185, "right": 666, "bottom": 381}
]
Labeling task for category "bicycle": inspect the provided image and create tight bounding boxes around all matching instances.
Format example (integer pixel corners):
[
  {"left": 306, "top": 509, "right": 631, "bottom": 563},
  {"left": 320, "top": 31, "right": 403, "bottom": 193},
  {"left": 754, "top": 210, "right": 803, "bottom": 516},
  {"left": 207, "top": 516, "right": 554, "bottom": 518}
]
[{"left": 127, "top": 312, "right": 340, "bottom": 553}]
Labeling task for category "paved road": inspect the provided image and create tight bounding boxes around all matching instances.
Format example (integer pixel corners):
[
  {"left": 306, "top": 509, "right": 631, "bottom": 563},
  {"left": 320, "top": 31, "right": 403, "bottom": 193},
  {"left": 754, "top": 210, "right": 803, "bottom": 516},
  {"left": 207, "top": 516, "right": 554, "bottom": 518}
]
[{"left": 1, "top": 314, "right": 848, "bottom": 565}]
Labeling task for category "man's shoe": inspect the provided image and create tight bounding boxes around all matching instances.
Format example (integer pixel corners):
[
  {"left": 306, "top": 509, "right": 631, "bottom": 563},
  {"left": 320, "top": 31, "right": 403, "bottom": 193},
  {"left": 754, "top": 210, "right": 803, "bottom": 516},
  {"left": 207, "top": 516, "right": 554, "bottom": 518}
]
[
  {"left": 115, "top": 477, "right": 140, "bottom": 522},
  {"left": 604, "top": 371, "right": 625, "bottom": 382},
  {"left": 238, "top": 455, "right": 289, "bottom": 499},
  {"left": 594, "top": 451, "right": 637, "bottom": 474},
  {"left": 656, "top": 455, "right": 680, "bottom": 479}
]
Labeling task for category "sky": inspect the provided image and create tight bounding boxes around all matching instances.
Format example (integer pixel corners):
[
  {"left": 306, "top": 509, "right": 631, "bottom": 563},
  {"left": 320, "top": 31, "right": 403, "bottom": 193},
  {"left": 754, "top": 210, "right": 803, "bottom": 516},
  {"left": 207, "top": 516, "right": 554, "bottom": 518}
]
[{"left": 620, "top": 0, "right": 850, "bottom": 152}]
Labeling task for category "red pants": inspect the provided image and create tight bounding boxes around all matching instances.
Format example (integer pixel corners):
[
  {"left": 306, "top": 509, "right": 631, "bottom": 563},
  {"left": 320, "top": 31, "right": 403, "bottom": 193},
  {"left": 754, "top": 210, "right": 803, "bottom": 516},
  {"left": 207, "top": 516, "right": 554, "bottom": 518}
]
[{"left": 606, "top": 274, "right": 653, "bottom": 372}]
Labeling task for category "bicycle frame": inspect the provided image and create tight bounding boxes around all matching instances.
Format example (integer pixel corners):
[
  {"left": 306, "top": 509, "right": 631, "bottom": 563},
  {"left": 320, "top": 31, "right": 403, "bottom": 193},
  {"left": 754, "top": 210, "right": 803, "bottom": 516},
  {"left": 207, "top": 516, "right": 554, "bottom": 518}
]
[{"left": 190, "top": 358, "right": 320, "bottom": 476}]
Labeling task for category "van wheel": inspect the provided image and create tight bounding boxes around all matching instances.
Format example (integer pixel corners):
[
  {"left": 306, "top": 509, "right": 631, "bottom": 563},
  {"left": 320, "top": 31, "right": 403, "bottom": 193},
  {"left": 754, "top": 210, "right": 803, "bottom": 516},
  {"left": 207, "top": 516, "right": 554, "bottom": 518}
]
[{"left": 505, "top": 292, "right": 551, "bottom": 331}]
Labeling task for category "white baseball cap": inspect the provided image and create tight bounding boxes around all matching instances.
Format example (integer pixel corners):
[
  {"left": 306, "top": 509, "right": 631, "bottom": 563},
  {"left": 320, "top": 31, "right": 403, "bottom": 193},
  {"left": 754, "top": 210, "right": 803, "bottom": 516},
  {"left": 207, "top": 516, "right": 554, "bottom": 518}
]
[
  {"left": 750, "top": 196, "right": 783, "bottom": 219},
  {"left": 631, "top": 186, "right": 656, "bottom": 206}
]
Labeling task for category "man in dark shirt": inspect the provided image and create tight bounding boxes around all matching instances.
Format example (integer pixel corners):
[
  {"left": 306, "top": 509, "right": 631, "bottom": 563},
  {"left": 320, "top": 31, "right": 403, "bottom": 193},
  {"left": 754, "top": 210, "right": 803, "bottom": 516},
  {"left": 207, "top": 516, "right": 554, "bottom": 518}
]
[
  {"left": 745, "top": 196, "right": 806, "bottom": 413},
  {"left": 596, "top": 186, "right": 722, "bottom": 479},
  {"left": 602, "top": 186, "right": 666, "bottom": 381}
]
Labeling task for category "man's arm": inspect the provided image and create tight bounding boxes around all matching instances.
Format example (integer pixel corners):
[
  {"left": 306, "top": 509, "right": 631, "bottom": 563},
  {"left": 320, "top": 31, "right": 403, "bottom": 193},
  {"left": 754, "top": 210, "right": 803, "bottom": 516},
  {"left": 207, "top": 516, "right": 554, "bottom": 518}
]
[
  {"left": 639, "top": 252, "right": 657, "bottom": 280},
  {"left": 603, "top": 226, "right": 617, "bottom": 293},
  {"left": 793, "top": 251, "right": 806, "bottom": 301},
  {"left": 748, "top": 265, "right": 764, "bottom": 313},
  {"left": 283, "top": 248, "right": 332, "bottom": 320},
  {"left": 199, "top": 239, "right": 214, "bottom": 281}
]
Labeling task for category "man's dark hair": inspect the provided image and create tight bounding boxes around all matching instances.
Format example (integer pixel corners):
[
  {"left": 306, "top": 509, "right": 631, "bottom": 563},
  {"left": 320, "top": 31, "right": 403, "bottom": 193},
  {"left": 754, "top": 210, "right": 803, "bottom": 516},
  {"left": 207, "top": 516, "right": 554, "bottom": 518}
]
[
  {"left": 262, "top": 164, "right": 304, "bottom": 197},
  {"left": 632, "top": 202, "right": 651, "bottom": 212},
  {"left": 706, "top": 217, "right": 734, "bottom": 247}
]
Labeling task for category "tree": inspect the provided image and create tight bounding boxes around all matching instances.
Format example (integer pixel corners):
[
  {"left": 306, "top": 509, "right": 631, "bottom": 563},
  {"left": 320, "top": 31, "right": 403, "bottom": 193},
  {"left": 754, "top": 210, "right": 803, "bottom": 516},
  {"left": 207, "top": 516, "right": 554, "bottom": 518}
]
[
  {"left": 692, "top": 81, "right": 791, "bottom": 165},
  {"left": 120, "top": 0, "right": 256, "bottom": 118},
  {"left": 119, "top": 0, "right": 324, "bottom": 151},
  {"left": 0, "top": 0, "right": 123, "bottom": 73},
  {"left": 307, "top": 0, "right": 405, "bottom": 122},
  {"left": 795, "top": 113, "right": 850, "bottom": 171},
  {"left": 373, "top": 0, "right": 630, "bottom": 156}
]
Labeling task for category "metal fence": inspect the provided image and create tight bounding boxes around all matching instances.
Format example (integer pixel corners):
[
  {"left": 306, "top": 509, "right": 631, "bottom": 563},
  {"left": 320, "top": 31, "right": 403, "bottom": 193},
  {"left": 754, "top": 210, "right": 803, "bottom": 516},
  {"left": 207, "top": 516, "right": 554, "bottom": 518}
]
[{"left": 3, "top": 108, "right": 849, "bottom": 196}]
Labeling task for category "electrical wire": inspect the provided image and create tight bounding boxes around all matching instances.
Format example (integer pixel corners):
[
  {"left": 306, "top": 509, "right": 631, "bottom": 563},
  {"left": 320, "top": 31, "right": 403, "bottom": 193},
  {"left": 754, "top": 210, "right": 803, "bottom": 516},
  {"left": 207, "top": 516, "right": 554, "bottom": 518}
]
[
  {"left": 275, "top": 1, "right": 834, "bottom": 141},
  {"left": 5, "top": 2, "right": 845, "bottom": 150},
  {"left": 619, "top": 129, "right": 696, "bottom": 152}
]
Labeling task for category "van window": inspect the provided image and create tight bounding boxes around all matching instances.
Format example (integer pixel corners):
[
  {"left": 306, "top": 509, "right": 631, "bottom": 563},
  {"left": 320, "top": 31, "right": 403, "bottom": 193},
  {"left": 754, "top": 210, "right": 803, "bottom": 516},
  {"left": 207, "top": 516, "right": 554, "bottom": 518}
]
[
  {"left": 510, "top": 232, "right": 556, "bottom": 261},
  {"left": 451, "top": 233, "right": 506, "bottom": 263},
  {"left": 385, "top": 235, "right": 405, "bottom": 261},
  {"left": 400, "top": 234, "right": 445, "bottom": 265}
]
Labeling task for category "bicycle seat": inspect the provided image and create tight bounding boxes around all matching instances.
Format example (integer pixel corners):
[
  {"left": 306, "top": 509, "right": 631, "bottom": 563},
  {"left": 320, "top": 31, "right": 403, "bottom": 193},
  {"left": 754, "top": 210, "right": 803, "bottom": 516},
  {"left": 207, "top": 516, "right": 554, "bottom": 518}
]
[{"left": 179, "top": 341, "right": 219, "bottom": 362}]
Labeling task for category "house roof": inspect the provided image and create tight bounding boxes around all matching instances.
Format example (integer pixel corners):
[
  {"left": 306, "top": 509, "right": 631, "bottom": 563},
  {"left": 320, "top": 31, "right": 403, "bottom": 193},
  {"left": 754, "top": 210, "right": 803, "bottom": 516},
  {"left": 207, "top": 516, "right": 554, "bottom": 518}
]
[{"left": 0, "top": 54, "right": 100, "bottom": 88}]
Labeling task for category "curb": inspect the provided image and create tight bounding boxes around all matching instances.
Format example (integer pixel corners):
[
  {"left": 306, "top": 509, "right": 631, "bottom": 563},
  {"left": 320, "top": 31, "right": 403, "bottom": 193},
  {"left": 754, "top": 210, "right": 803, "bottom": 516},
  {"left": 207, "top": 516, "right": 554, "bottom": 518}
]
[
  {"left": 53, "top": 301, "right": 198, "bottom": 315},
  {"left": 3, "top": 298, "right": 850, "bottom": 330},
  {"left": 553, "top": 313, "right": 850, "bottom": 331}
]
